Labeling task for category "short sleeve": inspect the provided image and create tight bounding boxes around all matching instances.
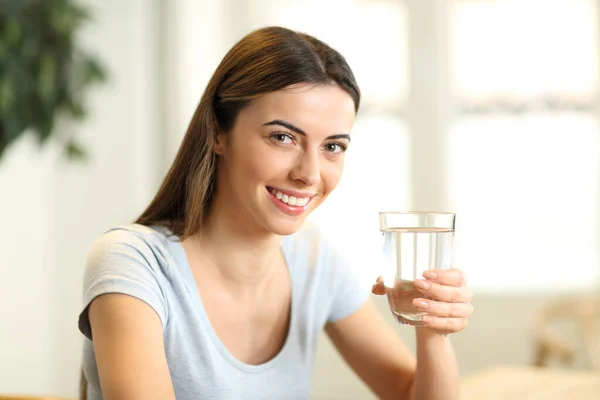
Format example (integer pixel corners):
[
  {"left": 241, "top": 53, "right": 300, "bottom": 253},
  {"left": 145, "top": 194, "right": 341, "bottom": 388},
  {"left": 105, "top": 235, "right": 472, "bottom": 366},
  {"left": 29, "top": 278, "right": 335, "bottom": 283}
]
[
  {"left": 78, "top": 228, "right": 169, "bottom": 340},
  {"left": 324, "top": 237, "right": 371, "bottom": 324}
]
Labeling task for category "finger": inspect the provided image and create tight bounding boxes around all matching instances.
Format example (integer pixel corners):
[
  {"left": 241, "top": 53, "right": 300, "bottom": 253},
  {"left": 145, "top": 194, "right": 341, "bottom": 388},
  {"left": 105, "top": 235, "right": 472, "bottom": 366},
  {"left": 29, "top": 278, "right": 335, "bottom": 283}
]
[
  {"left": 413, "top": 279, "right": 473, "bottom": 304},
  {"left": 422, "top": 268, "right": 466, "bottom": 287},
  {"left": 421, "top": 315, "right": 468, "bottom": 333},
  {"left": 371, "top": 276, "right": 386, "bottom": 295},
  {"left": 413, "top": 298, "right": 474, "bottom": 318}
]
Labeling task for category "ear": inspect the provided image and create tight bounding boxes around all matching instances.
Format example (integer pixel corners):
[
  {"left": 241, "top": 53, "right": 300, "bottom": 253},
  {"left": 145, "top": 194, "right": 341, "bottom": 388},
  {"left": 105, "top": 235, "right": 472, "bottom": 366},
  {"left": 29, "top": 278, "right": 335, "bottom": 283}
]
[{"left": 214, "top": 133, "right": 227, "bottom": 155}]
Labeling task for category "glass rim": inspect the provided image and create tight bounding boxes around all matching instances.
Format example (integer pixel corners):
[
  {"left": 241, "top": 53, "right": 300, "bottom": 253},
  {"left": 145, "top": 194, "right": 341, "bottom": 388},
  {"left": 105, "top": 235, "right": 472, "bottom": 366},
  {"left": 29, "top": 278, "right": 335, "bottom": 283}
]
[{"left": 379, "top": 211, "right": 455, "bottom": 216}]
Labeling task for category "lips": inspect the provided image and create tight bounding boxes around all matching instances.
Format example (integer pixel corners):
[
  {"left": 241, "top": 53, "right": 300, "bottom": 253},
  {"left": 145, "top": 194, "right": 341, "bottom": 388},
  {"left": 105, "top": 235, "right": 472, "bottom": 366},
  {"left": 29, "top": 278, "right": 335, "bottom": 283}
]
[
  {"left": 266, "top": 186, "right": 316, "bottom": 216},
  {"left": 267, "top": 187, "right": 311, "bottom": 206}
]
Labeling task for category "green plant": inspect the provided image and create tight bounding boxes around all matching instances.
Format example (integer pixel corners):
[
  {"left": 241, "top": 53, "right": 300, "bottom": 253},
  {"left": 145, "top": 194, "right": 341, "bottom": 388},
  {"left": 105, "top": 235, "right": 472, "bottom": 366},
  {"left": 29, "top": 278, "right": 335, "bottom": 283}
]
[{"left": 0, "top": 0, "right": 106, "bottom": 162}]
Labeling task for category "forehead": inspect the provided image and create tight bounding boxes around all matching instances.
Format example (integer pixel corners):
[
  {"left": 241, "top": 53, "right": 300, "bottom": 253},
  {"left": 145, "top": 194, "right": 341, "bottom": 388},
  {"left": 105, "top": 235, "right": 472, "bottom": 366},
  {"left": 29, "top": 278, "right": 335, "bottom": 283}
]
[{"left": 239, "top": 84, "right": 356, "bottom": 135}]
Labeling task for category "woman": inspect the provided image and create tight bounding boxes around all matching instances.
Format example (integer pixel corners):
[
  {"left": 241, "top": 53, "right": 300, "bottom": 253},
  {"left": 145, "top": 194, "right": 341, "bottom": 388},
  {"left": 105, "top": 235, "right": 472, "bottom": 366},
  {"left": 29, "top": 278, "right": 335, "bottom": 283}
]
[{"left": 78, "top": 26, "right": 473, "bottom": 399}]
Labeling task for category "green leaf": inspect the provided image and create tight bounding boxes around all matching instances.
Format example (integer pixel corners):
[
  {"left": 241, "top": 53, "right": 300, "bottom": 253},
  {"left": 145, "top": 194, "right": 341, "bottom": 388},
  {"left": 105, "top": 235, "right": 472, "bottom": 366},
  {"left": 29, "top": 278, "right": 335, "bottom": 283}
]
[
  {"left": 0, "top": 0, "right": 106, "bottom": 163},
  {"left": 0, "top": 123, "right": 7, "bottom": 160},
  {"left": 82, "top": 56, "right": 107, "bottom": 85},
  {"left": 64, "top": 138, "right": 86, "bottom": 160},
  {"left": 0, "top": 80, "right": 15, "bottom": 115},
  {"left": 3, "top": 18, "right": 21, "bottom": 46},
  {"left": 67, "top": 99, "right": 85, "bottom": 119},
  {"left": 0, "top": 41, "right": 7, "bottom": 60},
  {"left": 38, "top": 51, "right": 57, "bottom": 104}
]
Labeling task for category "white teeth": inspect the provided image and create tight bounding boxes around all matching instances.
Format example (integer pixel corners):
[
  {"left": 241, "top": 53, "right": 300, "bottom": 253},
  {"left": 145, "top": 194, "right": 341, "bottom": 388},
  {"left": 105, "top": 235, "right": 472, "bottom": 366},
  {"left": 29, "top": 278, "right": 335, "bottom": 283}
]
[{"left": 270, "top": 188, "right": 311, "bottom": 207}]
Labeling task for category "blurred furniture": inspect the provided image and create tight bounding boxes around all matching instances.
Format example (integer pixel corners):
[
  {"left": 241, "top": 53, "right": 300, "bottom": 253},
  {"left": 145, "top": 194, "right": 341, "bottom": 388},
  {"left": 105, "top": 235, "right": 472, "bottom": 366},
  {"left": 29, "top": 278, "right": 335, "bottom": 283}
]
[
  {"left": 0, "top": 370, "right": 85, "bottom": 400},
  {"left": 530, "top": 294, "right": 600, "bottom": 369},
  {"left": 0, "top": 397, "right": 74, "bottom": 400},
  {"left": 461, "top": 364, "right": 600, "bottom": 400}
]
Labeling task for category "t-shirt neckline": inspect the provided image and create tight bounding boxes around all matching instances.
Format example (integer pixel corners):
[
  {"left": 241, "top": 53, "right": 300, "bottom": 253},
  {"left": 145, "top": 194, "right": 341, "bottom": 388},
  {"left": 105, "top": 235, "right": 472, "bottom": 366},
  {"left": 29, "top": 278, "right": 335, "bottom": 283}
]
[{"left": 169, "top": 232, "right": 297, "bottom": 374}]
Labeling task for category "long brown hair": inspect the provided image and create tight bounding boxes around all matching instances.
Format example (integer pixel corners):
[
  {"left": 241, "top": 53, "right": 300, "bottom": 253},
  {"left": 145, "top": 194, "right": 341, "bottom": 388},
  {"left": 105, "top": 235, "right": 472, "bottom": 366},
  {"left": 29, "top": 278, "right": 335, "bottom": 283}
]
[
  {"left": 80, "top": 26, "right": 359, "bottom": 399},
  {"left": 135, "top": 26, "right": 360, "bottom": 239}
]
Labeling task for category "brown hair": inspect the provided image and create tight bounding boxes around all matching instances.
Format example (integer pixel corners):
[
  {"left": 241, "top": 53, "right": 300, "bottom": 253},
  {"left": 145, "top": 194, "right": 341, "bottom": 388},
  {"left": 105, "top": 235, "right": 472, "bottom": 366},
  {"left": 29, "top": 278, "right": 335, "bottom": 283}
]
[{"left": 134, "top": 26, "right": 360, "bottom": 239}]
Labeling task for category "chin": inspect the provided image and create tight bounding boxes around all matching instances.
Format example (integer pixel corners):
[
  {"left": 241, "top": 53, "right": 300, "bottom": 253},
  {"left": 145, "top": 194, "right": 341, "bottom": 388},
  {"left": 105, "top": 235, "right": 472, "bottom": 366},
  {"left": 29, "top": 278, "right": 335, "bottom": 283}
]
[
  {"left": 260, "top": 194, "right": 320, "bottom": 236},
  {"left": 265, "top": 216, "right": 308, "bottom": 236}
]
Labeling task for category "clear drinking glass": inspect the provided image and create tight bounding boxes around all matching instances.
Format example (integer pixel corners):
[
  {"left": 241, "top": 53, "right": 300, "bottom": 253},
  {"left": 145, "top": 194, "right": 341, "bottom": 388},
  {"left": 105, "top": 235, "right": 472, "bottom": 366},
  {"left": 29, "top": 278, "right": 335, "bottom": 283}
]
[{"left": 379, "top": 211, "right": 456, "bottom": 326}]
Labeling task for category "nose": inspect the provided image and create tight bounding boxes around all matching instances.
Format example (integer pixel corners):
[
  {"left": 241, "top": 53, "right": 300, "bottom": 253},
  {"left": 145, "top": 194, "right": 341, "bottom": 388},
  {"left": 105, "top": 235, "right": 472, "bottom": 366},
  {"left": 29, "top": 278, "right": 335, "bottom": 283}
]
[{"left": 290, "top": 149, "right": 320, "bottom": 187}]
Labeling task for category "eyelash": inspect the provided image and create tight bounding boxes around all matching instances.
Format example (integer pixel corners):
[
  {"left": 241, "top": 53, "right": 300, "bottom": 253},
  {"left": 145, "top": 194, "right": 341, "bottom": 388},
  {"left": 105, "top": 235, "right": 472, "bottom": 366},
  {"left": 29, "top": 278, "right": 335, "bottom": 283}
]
[
  {"left": 325, "top": 142, "right": 348, "bottom": 154},
  {"left": 270, "top": 132, "right": 295, "bottom": 144},
  {"left": 269, "top": 132, "right": 348, "bottom": 154}
]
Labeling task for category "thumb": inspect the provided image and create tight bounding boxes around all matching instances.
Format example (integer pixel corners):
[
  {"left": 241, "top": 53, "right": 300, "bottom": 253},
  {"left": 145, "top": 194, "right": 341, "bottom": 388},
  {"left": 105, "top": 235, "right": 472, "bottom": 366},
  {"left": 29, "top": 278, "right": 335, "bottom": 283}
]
[{"left": 371, "top": 276, "right": 387, "bottom": 295}]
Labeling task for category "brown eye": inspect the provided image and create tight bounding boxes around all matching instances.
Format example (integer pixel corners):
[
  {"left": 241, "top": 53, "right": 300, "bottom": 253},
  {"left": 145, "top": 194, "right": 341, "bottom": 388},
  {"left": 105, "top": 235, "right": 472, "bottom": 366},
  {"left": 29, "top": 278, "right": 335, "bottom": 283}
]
[
  {"left": 270, "top": 132, "right": 294, "bottom": 144},
  {"left": 324, "top": 142, "right": 347, "bottom": 154}
]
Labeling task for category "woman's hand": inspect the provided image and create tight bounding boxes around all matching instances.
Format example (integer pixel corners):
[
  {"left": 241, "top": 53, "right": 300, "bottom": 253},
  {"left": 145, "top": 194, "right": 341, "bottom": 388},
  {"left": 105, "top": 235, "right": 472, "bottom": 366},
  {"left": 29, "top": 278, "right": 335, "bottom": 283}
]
[{"left": 372, "top": 268, "right": 474, "bottom": 335}]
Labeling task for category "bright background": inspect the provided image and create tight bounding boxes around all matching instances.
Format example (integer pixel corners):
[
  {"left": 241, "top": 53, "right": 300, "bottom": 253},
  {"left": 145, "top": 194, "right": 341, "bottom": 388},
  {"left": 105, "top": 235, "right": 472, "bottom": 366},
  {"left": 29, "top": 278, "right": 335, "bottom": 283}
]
[{"left": 1, "top": 0, "right": 599, "bottom": 398}]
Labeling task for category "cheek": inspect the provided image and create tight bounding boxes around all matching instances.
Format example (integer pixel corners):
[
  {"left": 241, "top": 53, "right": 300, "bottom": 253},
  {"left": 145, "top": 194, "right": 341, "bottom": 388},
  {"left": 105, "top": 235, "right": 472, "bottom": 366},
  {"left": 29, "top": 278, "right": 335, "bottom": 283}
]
[
  {"left": 321, "top": 160, "right": 345, "bottom": 193},
  {"left": 232, "top": 145, "right": 283, "bottom": 184}
]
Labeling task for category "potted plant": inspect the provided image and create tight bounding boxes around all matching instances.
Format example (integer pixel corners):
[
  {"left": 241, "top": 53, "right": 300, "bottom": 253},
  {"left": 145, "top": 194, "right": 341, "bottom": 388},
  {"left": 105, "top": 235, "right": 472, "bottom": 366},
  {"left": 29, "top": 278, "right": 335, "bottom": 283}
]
[{"left": 0, "top": 0, "right": 106, "bottom": 162}]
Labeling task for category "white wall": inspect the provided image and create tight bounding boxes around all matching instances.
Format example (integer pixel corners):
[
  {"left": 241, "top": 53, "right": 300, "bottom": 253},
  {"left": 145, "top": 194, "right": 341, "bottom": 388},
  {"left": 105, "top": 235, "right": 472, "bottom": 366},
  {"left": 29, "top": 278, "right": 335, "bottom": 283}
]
[
  {"left": 162, "top": 0, "right": 231, "bottom": 164},
  {"left": 0, "top": 135, "right": 59, "bottom": 393},
  {"left": 0, "top": 0, "right": 162, "bottom": 395}
]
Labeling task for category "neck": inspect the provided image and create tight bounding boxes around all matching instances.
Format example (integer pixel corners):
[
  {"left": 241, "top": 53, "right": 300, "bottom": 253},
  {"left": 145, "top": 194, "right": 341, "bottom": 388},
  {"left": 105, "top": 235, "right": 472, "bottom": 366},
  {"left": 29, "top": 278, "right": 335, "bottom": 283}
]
[{"left": 189, "top": 193, "right": 283, "bottom": 285}]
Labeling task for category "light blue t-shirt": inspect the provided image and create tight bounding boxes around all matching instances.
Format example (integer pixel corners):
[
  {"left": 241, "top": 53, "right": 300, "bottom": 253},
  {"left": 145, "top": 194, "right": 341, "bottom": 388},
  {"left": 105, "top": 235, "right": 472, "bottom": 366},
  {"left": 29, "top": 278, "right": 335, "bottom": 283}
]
[{"left": 78, "top": 223, "right": 369, "bottom": 399}]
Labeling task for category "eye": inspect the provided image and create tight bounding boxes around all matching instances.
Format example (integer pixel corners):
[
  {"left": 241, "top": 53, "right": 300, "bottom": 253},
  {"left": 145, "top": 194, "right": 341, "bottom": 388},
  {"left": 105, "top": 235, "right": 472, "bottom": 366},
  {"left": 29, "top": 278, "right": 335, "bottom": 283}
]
[
  {"left": 270, "top": 132, "right": 294, "bottom": 145},
  {"left": 323, "top": 142, "right": 348, "bottom": 154}
]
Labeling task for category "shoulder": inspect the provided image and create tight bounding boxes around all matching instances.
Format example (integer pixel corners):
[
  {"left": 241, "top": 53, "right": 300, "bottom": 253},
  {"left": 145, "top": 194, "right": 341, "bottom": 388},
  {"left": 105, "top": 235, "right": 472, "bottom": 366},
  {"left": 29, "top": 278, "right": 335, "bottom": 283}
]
[
  {"left": 80, "top": 224, "right": 176, "bottom": 338},
  {"left": 283, "top": 221, "right": 355, "bottom": 278},
  {"left": 286, "top": 222, "right": 373, "bottom": 323},
  {"left": 93, "top": 222, "right": 171, "bottom": 245},
  {"left": 84, "top": 223, "right": 177, "bottom": 281},
  {"left": 88, "top": 223, "right": 172, "bottom": 260}
]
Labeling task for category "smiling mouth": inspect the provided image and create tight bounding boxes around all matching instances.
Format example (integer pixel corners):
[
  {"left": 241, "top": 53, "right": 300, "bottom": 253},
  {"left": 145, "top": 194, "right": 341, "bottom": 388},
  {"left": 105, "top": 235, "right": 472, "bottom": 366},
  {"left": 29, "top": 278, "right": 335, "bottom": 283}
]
[{"left": 266, "top": 187, "right": 313, "bottom": 207}]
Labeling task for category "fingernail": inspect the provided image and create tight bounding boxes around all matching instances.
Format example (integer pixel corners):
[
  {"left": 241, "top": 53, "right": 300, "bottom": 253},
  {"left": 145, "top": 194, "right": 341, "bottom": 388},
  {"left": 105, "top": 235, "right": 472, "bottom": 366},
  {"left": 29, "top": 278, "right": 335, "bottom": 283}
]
[
  {"left": 414, "top": 299, "right": 429, "bottom": 309},
  {"left": 422, "top": 315, "right": 433, "bottom": 323},
  {"left": 423, "top": 270, "right": 438, "bottom": 280},
  {"left": 415, "top": 279, "right": 431, "bottom": 290}
]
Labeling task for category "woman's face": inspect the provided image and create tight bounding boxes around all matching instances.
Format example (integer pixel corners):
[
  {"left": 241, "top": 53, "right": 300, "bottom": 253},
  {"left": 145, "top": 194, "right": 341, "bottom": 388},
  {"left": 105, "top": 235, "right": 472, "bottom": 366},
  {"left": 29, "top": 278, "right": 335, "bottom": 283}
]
[{"left": 214, "top": 84, "right": 356, "bottom": 236}]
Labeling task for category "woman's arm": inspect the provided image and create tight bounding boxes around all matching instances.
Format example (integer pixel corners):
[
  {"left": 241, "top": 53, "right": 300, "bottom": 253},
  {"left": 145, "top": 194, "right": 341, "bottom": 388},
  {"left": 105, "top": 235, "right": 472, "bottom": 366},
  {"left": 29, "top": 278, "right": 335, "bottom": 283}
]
[
  {"left": 409, "top": 327, "right": 459, "bottom": 400},
  {"left": 404, "top": 268, "right": 472, "bottom": 400},
  {"left": 325, "top": 300, "right": 416, "bottom": 399},
  {"left": 88, "top": 293, "right": 176, "bottom": 400},
  {"left": 327, "top": 268, "right": 472, "bottom": 400}
]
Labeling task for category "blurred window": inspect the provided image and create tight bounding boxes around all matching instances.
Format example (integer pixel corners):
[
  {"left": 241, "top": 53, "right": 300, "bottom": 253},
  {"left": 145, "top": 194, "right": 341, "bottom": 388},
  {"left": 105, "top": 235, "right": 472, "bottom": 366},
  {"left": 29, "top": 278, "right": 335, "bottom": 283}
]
[{"left": 450, "top": 0, "right": 600, "bottom": 291}]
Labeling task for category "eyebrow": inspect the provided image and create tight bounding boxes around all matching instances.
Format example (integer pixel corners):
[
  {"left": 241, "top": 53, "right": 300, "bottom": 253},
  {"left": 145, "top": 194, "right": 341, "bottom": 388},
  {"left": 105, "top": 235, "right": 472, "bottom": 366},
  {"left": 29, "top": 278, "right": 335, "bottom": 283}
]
[{"left": 262, "top": 119, "right": 351, "bottom": 141}]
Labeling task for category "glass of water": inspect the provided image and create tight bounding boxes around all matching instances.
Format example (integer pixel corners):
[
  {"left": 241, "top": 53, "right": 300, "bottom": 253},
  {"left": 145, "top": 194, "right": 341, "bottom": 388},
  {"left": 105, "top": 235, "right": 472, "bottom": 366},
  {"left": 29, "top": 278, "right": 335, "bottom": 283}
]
[{"left": 379, "top": 211, "right": 456, "bottom": 326}]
